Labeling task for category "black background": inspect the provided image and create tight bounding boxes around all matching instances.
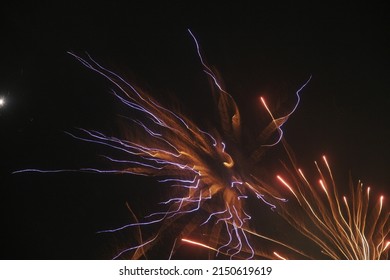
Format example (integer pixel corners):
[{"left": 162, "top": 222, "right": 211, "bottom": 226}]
[{"left": 1, "top": 1, "right": 389, "bottom": 259}]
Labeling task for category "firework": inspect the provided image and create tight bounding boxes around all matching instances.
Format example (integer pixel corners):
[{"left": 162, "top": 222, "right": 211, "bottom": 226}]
[
  {"left": 15, "top": 30, "right": 388, "bottom": 260},
  {"left": 60, "top": 30, "right": 311, "bottom": 259},
  {"left": 180, "top": 153, "right": 389, "bottom": 260},
  {"left": 272, "top": 153, "right": 390, "bottom": 259}
]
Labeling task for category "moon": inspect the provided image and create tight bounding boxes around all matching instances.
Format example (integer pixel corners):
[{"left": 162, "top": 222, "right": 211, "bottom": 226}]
[{"left": 0, "top": 96, "right": 5, "bottom": 108}]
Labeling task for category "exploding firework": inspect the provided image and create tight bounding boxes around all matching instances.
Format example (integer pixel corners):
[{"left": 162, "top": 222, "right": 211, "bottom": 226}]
[
  {"left": 272, "top": 153, "right": 390, "bottom": 259},
  {"left": 15, "top": 30, "right": 388, "bottom": 260},
  {"left": 180, "top": 153, "right": 389, "bottom": 260},
  {"left": 59, "top": 30, "right": 311, "bottom": 259}
]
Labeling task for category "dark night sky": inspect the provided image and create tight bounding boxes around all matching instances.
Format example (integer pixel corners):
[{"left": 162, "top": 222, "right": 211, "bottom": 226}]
[{"left": 1, "top": 2, "right": 389, "bottom": 259}]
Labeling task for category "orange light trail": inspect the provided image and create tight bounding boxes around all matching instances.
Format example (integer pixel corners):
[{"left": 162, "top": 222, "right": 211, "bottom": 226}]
[
  {"left": 181, "top": 238, "right": 218, "bottom": 252},
  {"left": 273, "top": 252, "right": 287, "bottom": 260}
]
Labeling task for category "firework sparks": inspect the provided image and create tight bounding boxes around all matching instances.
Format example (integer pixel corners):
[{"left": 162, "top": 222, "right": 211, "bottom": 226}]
[
  {"left": 275, "top": 155, "right": 389, "bottom": 259},
  {"left": 14, "top": 30, "right": 387, "bottom": 260},
  {"left": 60, "top": 30, "right": 310, "bottom": 259}
]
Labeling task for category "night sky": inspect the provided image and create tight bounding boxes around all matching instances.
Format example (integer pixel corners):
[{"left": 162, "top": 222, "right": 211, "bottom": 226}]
[{"left": 1, "top": 2, "right": 389, "bottom": 259}]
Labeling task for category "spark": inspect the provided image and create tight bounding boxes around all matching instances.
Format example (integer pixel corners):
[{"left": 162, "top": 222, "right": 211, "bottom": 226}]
[
  {"left": 273, "top": 252, "right": 287, "bottom": 260},
  {"left": 384, "top": 241, "right": 390, "bottom": 252},
  {"left": 260, "top": 97, "right": 284, "bottom": 147},
  {"left": 276, "top": 175, "right": 301, "bottom": 204},
  {"left": 181, "top": 238, "right": 218, "bottom": 252},
  {"left": 259, "top": 75, "right": 311, "bottom": 147}
]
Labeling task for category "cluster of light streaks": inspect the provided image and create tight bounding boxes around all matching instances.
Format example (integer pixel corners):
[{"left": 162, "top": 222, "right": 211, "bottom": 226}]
[
  {"left": 58, "top": 30, "right": 315, "bottom": 260},
  {"left": 274, "top": 154, "right": 390, "bottom": 259},
  {"left": 15, "top": 30, "right": 389, "bottom": 260}
]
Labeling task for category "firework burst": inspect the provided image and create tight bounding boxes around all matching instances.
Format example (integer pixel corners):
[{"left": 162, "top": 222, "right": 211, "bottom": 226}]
[
  {"left": 60, "top": 30, "right": 311, "bottom": 259},
  {"left": 15, "top": 30, "right": 388, "bottom": 260},
  {"left": 273, "top": 152, "right": 390, "bottom": 259}
]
